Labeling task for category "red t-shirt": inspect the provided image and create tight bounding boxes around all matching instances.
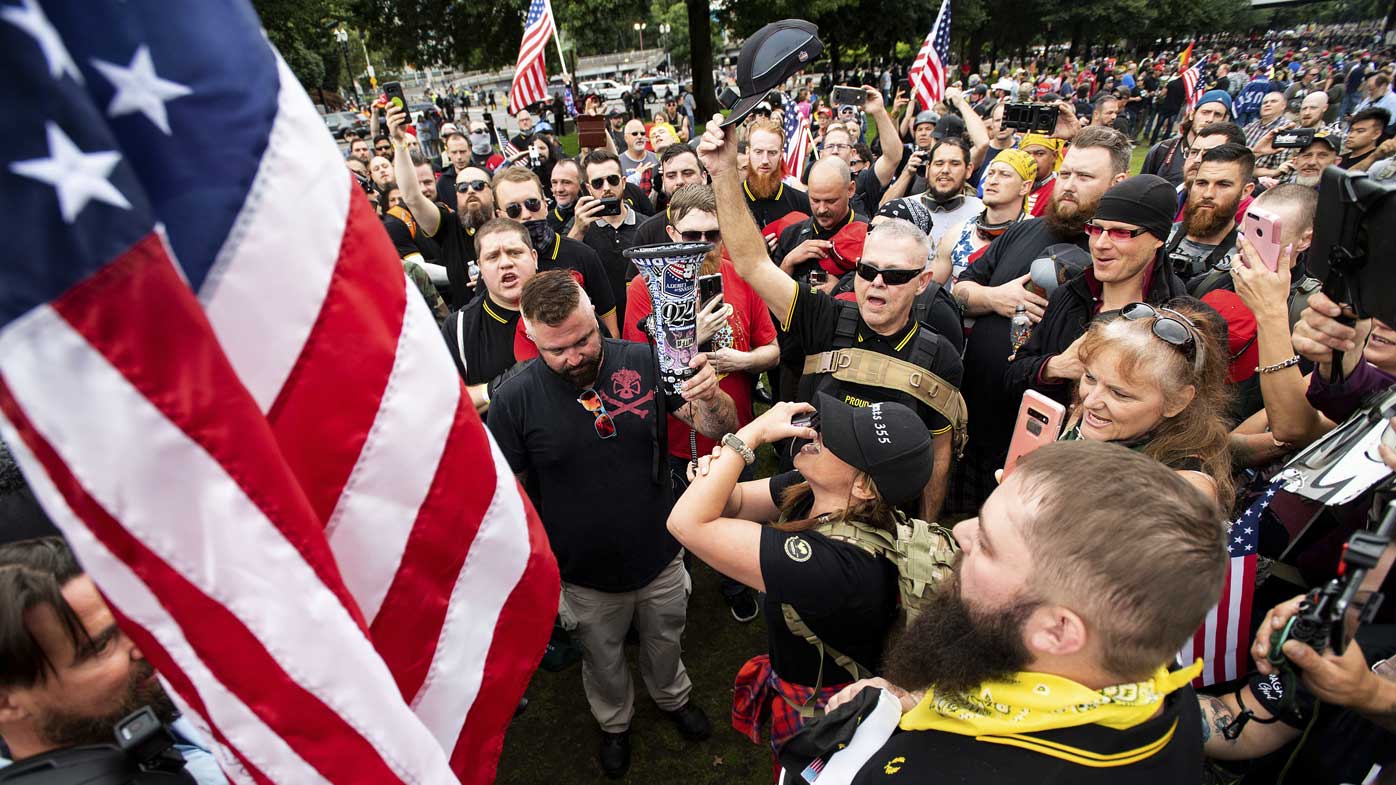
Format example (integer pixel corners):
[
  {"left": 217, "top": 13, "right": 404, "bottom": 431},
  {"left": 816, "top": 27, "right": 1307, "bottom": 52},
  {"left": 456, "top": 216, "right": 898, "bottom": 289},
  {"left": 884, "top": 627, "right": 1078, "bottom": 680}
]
[
  {"left": 624, "top": 259, "right": 778, "bottom": 459},
  {"left": 1027, "top": 177, "right": 1056, "bottom": 217}
]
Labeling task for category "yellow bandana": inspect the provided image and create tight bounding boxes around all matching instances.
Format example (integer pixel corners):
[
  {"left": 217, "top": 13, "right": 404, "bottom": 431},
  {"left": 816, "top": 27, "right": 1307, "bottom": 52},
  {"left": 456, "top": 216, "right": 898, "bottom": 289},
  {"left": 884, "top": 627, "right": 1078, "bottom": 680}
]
[
  {"left": 991, "top": 148, "right": 1037, "bottom": 185},
  {"left": 1018, "top": 133, "right": 1065, "bottom": 173},
  {"left": 900, "top": 659, "right": 1202, "bottom": 736}
]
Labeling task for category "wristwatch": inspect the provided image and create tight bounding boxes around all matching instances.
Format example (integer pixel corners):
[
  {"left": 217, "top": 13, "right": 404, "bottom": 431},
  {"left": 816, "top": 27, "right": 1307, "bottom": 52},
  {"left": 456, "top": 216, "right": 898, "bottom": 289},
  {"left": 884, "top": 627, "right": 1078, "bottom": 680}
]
[{"left": 721, "top": 433, "right": 756, "bottom": 466}]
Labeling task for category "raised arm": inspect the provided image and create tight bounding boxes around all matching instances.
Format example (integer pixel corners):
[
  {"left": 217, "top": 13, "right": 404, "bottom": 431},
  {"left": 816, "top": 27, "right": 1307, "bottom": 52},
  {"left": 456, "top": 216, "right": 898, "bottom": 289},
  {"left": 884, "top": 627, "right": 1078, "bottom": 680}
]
[
  {"left": 863, "top": 86, "right": 903, "bottom": 185},
  {"left": 385, "top": 103, "right": 441, "bottom": 237},
  {"left": 695, "top": 114, "right": 799, "bottom": 322}
]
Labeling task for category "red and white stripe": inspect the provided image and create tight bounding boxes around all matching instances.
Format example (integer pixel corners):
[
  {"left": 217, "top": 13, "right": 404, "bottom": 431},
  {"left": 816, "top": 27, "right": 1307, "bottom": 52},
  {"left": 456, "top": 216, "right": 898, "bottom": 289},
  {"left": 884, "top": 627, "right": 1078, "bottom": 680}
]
[
  {"left": 1179, "top": 549, "right": 1255, "bottom": 686},
  {"left": 510, "top": 0, "right": 557, "bottom": 112},
  {"left": 1182, "top": 65, "right": 1203, "bottom": 113},
  {"left": 784, "top": 117, "right": 812, "bottom": 181},
  {"left": 0, "top": 47, "right": 557, "bottom": 785},
  {"left": 908, "top": 0, "right": 950, "bottom": 111}
]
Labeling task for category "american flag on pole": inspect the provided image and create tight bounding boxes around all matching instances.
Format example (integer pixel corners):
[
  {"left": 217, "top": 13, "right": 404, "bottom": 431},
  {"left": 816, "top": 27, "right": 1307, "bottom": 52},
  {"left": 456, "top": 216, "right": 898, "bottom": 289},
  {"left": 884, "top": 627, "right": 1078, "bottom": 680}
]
[
  {"left": 1182, "top": 63, "right": 1205, "bottom": 113},
  {"left": 781, "top": 92, "right": 812, "bottom": 181},
  {"left": 908, "top": 0, "right": 951, "bottom": 111},
  {"left": 1180, "top": 478, "right": 1274, "bottom": 686},
  {"left": 510, "top": 0, "right": 556, "bottom": 113},
  {"left": 1259, "top": 43, "right": 1276, "bottom": 78},
  {"left": 0, "top": 3, "right": 559, "bottom": 785},
  {"left": 498, "top": 124, "right": 521, "bottom": 160}
]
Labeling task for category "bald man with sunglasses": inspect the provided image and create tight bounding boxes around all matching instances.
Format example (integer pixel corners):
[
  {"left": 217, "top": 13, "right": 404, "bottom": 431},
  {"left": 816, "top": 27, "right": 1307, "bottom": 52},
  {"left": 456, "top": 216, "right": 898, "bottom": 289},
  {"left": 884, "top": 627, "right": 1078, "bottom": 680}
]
[{"left": 695, "top": 115, "right": 964, "bottom": 521}]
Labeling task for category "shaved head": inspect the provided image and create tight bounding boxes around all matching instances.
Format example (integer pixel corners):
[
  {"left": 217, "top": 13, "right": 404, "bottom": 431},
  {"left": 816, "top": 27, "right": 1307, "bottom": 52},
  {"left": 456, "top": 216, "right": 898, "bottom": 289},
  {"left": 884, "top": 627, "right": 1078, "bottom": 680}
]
[{"left": 809, "top": 156, "right": 852, "bottom": 189}]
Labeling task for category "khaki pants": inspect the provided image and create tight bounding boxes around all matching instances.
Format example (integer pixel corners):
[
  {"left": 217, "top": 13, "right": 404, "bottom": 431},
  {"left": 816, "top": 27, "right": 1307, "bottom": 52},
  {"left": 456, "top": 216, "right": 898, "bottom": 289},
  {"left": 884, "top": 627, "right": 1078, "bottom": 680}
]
[{"left": 562, "top": 554, "right": 693, "bottom": 732}]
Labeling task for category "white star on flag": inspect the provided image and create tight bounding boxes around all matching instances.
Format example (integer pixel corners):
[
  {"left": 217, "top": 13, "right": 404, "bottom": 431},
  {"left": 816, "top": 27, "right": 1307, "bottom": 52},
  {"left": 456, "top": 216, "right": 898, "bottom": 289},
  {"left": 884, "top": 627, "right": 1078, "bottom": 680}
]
[
  {"left": 2, "top": 0, "right": 82, "bottom": 83},
  {"left": 11, "top": 122, "right": 131, "bottom": 222},
  {"left": 92, "top": 46, "right": 192, "bottom": 134}
]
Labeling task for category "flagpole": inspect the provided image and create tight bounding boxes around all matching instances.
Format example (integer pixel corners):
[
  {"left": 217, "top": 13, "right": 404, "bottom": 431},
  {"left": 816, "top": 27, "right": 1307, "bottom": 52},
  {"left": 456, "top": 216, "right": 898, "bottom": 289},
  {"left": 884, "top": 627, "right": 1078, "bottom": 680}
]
[{"left": 545, "top": 0, "right": 570, "bottom": 80}]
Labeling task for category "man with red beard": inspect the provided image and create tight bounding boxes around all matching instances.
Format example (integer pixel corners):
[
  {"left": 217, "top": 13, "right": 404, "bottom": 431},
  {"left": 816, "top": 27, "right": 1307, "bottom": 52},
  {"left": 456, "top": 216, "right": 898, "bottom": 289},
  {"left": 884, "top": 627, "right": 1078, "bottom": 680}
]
[
  {"left": 624, "top": 184, "right": 779, "bottom": 622},
  {"left": 0, "top": 538, "right": 226, "bottom": 784},
  {"left": 948, "top": 126, "right": 1130, "bottom": 515},
  {"left": 742, "top": 119, "right": 811, "bottom": 229},
  {"left": 1165, "top": 144, "right": 1254, "bottom": 291}
]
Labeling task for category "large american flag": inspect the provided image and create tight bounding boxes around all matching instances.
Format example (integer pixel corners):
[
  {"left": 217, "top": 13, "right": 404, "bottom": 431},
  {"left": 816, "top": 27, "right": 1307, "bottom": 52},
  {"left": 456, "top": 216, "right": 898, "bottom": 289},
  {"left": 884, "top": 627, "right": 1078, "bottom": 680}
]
[
  {"left": 0, "top": 3, "right": 558, "bottom": 785},
  {"left": 1182, "top": 63, "right": 1205, "bottom": 113},
  {"left": 908, "top": 0, "right": 951, "bottom": 111},
  {"left": 510, "top": 0, "right": 556, "bottom": 113},
  {"left": 781, "top": 92, "right": 812, "bottom": 181},
  {"left": 1180, "top": 478, "right": 1273, "bottom": 686}
]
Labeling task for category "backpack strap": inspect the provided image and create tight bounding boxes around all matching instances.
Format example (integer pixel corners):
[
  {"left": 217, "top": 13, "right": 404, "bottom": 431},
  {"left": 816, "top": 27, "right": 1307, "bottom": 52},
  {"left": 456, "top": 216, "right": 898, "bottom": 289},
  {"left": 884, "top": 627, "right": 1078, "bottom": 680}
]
[
  {"left": 801, "top": 347, "right": 969, "bottom": 457},
  {"left": 779, "top": 602, "right": 874, "bottom": 720},
  {"left": 1289, "top": 275, "right": 1321, "bottom": 330},
  {"left": 831, "top": 301, "right": 861, "bottom": 349}
]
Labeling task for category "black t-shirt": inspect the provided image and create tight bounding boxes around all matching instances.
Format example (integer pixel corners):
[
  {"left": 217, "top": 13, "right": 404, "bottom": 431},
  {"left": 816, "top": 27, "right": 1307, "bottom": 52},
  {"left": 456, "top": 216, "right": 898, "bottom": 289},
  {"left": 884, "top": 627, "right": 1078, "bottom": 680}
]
[
  {"left": 854, "top": 167, "right": 886, "bottom": 217},
  {"left": 761, "top": 471, "right": 898, "bottom": 687},
  {"left": 959, "top": 218, "right": 1086, "bottom": 461},
  {"left": 850, "top": 682, "right": 1203, "bottom": 784},
  {"left": 383, "top": 214, "right": 436, "bottom": 263},
  {"left": 441, "top": 295, "right": 519, "bottom": 385},
  {"left": 744, "top": 180, "right": 812, "bottom": 228},
  {"left": 580, "top": 210, "right": 644, "bottom": 331},
  {"left": 545, "top": 234, "right": 619, "bottom": 324},
  {"left": 831, "top": 273, "right": 965, "bottom": 354},
  {"left": 633, "top": 209, "right": 670, "bottom": 247},
  {"left": 488, "top": 339, "right": 680, "bottom": 591},
  {"left": 783, "top": 285, "right": 963, "bottom": 434},
  {"left": 423, "top": 203, "right": 477, "bottom": 310}
]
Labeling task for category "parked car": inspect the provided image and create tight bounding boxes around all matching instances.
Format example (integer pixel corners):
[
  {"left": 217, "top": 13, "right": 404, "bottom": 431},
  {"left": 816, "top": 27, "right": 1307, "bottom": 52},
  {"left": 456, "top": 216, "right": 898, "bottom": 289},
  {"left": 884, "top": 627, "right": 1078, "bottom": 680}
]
[
  {"left": 324, "top": 111, "right": 367, "bottom": 140},
  {"left": 579, "top": 79, "right": 626, "bottom": 101},
  {"left": 632, "top": 76, "right": 679, "bottom": 101}
]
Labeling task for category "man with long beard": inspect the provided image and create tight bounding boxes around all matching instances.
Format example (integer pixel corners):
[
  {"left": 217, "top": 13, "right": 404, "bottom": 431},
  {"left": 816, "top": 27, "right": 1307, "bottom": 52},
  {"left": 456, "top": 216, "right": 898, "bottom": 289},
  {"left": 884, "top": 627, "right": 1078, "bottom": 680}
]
[
  {"left": 624, "top": 184, "right": 779, "bottom": 622},
  {"left": 948, "top": 126, "right": 1130, "bottom": 515},
  {"left": 488, "top": 271, "right": 736, "bottom": 777},
  {"left": 0, "top": 538, "right": 227, "bottom": 784},
  {"left": 742, "top": 119, "right": 811, "bottom": 229},
  {"left": 824, "top": 442, "right": 1227, "bottom": 785},
  {"left": 1165, "top": 144, "right": 1254, "bottom": 292}
]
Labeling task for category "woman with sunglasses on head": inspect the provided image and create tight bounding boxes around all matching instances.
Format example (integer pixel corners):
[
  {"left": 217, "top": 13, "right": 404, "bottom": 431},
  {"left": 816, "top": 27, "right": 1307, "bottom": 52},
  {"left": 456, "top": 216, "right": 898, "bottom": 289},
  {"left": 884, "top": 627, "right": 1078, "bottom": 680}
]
[
  {"left": 668, "top": 395, "right": 947, "bottom": 775},
  {"left": 1005, "top": 175, "right": 1189, "bottom": 415},
  {"left": 1059, "top": 301, "right": 1234, "bottom": 505}
]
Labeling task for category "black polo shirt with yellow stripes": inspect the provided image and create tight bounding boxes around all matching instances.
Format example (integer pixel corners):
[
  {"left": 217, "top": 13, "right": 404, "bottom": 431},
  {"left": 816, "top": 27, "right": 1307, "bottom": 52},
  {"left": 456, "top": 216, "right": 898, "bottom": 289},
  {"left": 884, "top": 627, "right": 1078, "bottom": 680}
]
[
  {"left": 783, "top": 283, "right": 961, "bottom": 435},
  {"left": 849, "top": 682, "right": 1202, "bottom": 785},
  {"left": 443, "top": 294, "right": 519, "bottom": 386},
  {"left": 775, "top": 209, "right": 868, "bottom": 281},
  {"left": 743, "top": 180, "right": 811, "bottom": 228}
]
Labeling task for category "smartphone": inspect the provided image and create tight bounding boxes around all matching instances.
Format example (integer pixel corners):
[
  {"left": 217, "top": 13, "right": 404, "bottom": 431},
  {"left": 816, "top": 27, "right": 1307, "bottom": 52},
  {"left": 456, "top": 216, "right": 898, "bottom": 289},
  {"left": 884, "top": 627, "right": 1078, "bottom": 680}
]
[
  {"left": 1003, "top": 391, "right": 1067, "bottom": 478},
  {"left": 382, "top": 82, "right": 407, "bottom": 113},
  {"left": 1242, "top": 206, "right": 1285, "bottom": 272},
  {"left": 831, "top": 85, "right": 865, "bottom": 108},
  {"left": 792, "top": 411, "right": 820, "bottom": 430},
  {"left": 698, "top": 274, "right": 724, "bottom": 307},
  {"left": 598, "top": 196, "right": 623, "bottom": 216},
  {"left": 807, "top": 268, "right": 828, "bottom": 286}
]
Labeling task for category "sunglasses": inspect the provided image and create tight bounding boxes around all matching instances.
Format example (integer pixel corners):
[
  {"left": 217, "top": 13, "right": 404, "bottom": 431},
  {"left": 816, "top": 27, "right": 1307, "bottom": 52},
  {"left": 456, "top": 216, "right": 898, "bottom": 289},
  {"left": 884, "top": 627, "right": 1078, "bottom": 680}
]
[
  {"left": 457, "top": 180, "right": 489, "bottom": 193},
  {"left": 1084, "top": 221, "right": 1152, "bottom": 241},
  {"left": 679, "top": 229, "right": 721, "bottom": 242},
  {"left": 590, "top": 174, "right": 622, "bottom": 189},
  {"left": 577, "top": 388, "right": 616, "bottom": 439},
  {"left": 1119, "top": 302, "right": 1202, "bottom": 373},
  {"left": 375, "top": 144, "right": 392, "bottom": 151},
  {"left": 855, "top": 262, "right": 921, "bottom": 286},
  {"left": 504, "top": 198, "right": 544, "bottom": 219}
]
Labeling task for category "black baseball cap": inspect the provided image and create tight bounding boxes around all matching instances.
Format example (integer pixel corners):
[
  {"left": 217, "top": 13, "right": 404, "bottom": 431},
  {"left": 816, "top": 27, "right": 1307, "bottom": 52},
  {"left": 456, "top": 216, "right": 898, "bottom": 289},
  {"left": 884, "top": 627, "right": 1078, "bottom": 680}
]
[
  {"left": 718, "top": 19, "right": 823, "bottom": 127},
  {"left": 933, "top": 115, "right": 967, "bottom": 140},
  {"left": 814, "top": 393, "right": 933, "bottom": 505}
]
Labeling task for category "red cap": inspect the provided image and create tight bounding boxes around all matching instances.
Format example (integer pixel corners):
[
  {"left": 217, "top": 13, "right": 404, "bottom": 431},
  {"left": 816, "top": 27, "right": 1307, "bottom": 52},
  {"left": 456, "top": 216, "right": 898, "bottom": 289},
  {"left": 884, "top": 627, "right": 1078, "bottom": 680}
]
[
  {"left": 1202, "top": 290, "right": 1258, "bottom": 384},
  {"left": 825, "top": 221, "right": 868, "bottom": 275},
  {"left": 761, "top": 210, "right": 809, "bottom": 242}
]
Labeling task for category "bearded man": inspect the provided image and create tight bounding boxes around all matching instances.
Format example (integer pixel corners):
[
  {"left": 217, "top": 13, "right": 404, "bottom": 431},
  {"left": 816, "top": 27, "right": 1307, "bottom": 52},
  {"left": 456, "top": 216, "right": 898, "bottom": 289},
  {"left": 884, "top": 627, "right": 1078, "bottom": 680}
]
[
  {"left": 742, "top": 119, "right": 811, "bottom": 228},
  {"left": 1166, "top": 144, "right": 1254, "bottom": 290},
  {"left": 948, "top": 126, "right": 1130, "bottom": 515}
]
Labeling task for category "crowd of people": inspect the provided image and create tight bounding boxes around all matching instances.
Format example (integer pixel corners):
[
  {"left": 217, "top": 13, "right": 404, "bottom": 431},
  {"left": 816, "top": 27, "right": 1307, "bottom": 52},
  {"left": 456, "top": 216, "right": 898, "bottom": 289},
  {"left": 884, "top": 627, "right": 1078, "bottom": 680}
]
[{"left": 4, "top": 23, "right": 1396, "bottom": 785}]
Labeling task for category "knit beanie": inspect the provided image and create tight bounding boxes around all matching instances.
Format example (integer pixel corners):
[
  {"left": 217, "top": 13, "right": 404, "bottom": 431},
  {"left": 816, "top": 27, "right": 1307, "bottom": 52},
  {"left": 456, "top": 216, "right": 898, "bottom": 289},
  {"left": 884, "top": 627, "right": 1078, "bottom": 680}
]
[
  {"left": 1194, "top": 89, "right": 1234, "bottom": 118},
  {"left": 1092, "top": 175, "right": 1177, "bottom": 241}
]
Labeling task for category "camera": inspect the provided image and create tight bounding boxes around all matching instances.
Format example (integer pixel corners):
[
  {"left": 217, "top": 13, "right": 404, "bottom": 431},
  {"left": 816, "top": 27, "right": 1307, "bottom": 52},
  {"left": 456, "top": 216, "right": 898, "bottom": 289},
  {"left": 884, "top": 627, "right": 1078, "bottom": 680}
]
[
  {"left": 598, "top": 197, "right": 623, "bottom": 217},
  {"left": 0, "top": 707, "right": 193, "bottom": 785},
  {"left": 1001, "top": 102, "right": 1059, "bottom": 133},
  {"left": 807, "top": 268, "right": 828, "bottom": 286},
  {"left": 528, "top": 148, "right": 541, "bottom": 168}
]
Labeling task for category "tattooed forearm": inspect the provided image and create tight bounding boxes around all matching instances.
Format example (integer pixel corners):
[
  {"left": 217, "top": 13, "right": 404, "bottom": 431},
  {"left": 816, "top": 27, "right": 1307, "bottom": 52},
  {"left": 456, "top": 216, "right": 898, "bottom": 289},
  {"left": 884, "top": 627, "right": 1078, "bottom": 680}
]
[{"left": 1200, "top": 695, "right": 1237, "bottom": 745}]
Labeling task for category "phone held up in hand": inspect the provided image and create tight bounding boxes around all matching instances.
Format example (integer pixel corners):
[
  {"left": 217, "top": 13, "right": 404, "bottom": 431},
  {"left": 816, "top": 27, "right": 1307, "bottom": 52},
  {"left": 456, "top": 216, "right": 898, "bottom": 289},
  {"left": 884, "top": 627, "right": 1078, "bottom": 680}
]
[
  {"left": 698, "top": 274, "right": 724, "bottom": 308},
  {"left": 1241, "top": 206, "right": 1285, "bottom": 272},
  {"left": 382, "top": 82, "right": 407, "bottom": 113},
  {"left": 1003, "top": 391, "right": 1066, "bottom": 478},
  {"left": 598, "top": 197, "right": 623, "bottom": 217},
  {"left": 830, "top": 85, "right": 865, "bottom": 109}
]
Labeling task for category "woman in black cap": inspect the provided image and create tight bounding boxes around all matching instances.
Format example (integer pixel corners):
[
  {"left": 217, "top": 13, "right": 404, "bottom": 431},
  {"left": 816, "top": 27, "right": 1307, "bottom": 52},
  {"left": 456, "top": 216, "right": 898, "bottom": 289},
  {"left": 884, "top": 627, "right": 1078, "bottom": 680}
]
[{"left": 667, "top": 394, "right": 951, "bottom": 769}]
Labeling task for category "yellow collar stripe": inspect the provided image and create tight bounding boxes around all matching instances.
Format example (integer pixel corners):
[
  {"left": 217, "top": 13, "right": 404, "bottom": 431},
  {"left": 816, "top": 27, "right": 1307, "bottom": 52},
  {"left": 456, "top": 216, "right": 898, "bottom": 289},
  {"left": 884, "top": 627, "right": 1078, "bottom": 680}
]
[
  {"left": 972, "top": 718, "right": 1177, "bottom": 768},
  {"left": 893, "top": 322, "right": 919, "bottom": 352}
]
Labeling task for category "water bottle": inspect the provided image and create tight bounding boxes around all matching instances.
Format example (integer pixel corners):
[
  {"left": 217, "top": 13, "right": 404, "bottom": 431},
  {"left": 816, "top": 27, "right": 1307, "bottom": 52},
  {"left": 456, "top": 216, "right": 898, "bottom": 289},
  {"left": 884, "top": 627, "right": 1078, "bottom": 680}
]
[
  {"left": 1009, "top": 304, "right": 1031, "bottom": 360},
  {"left": 468, "top": 260, "right": 480, "bottom": 282}
]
